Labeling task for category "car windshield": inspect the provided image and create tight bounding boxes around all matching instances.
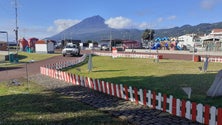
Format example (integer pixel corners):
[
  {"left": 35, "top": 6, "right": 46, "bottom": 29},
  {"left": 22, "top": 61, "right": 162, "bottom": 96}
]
[{"left": 66, "top": 45, "right": 76, "bottom": 48}]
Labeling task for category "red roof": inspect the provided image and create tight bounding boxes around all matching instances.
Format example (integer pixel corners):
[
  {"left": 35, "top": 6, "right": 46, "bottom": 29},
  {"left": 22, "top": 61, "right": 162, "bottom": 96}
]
[{"left": 212, "top": 29, "right": 222, "bottom": 33}]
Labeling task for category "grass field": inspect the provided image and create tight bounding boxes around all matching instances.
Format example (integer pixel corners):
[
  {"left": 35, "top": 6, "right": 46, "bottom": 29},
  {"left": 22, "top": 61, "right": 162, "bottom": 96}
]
[
  {"left": 0, "top": 51, "right": 59, "bottom": 67},
  {"left": 0, "top": 78, "right": 125, "bottom": 125},
  {"left": 63, "top": 55, "right": 222, "bottom": 107}
]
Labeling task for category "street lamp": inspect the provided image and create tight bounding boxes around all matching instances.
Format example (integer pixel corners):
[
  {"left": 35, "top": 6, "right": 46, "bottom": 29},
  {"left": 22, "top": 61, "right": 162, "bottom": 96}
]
[{"left": 0, "top": 31, "right": 9, "bottom": 61}]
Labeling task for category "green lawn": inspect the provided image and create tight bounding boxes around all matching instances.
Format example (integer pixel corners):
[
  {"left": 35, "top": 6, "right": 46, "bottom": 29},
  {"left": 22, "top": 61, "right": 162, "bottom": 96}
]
[
  {"left": 0, "top": 51, "right": 60, "bottom": 67},
  {"left": 0, "top": 78, "right": 125, "bottom": 125},
  {"left": 63, "top": 56, "right": 222, "bottom": 107}
]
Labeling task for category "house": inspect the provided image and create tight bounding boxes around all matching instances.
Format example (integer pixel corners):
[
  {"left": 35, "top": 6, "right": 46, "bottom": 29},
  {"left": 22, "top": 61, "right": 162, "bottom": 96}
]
[
  {"left": 0, "top": 41, "right": 7, "bottom": 51},
  {"left": 35, "top": 40, "right": 55, "bottom": 53},
  {"left": 19, "top": 38, "right": 28, "bottom": 51},
  {"left": 177, "top": 34, "right": 202, "bottom": 49},
  {"left": 201, "top": 29, "right": 222, "bottom": 51}
]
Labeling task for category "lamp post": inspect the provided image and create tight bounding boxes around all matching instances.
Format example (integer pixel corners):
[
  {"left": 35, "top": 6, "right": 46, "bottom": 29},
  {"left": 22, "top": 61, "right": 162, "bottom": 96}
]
[{"left": 0, "top": 31, "right": 9, "bottom": 61}]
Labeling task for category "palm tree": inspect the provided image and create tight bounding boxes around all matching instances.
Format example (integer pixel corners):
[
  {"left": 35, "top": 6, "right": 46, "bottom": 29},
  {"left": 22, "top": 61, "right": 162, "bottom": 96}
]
[
  {"left": 142, "top": 29, "right": 155, "bottom": 49},
  {"left": 142, "top": 29, "right": 155, "bottom": 41}
]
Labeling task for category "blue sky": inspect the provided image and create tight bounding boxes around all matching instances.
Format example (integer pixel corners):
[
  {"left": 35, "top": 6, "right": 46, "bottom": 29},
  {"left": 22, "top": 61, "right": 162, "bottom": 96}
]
[{"left": 0, "top": 0, "right": 222, "bottom": 41}]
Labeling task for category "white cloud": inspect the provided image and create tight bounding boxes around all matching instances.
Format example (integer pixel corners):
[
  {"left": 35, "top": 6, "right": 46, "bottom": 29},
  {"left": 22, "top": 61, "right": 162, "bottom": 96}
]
[
  {"left": 47, "top": 19, "right": 81, "bottom": 33},
  {"left": 157, "top": 17, "right": 164, "bottom": 23},
  {"left": 201, "top": 0, "right": 221, "bottom": 10},
  {"left": 105, "top": 16, "right": 132, "bottom": 29},
  {"left": 167, "top": 15, "right": 176, "bottom": 20}
]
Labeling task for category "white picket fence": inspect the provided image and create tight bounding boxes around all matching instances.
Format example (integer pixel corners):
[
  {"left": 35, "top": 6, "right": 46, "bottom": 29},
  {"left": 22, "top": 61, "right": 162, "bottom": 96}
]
[{"left": 40, "top": 54, "right": 222, "bottom": 125}]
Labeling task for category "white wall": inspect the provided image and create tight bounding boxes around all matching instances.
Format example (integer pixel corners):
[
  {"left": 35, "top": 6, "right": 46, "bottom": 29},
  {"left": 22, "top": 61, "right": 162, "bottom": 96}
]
[{"left": 35, "top": 44, "right": 47, "bottom": 53}]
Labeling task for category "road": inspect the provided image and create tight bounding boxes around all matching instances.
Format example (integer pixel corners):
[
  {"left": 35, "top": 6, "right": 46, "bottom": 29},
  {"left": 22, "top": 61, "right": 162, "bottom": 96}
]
[{"left": 0, "top": 55, "right": 82, "bottom": 82}]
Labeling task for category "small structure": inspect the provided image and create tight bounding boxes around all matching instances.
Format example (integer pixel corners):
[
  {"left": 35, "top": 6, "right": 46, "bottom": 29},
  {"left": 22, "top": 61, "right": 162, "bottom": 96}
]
[
  {"left": 35, "top": 40, "right": 55, "bottom": 53},
  {"left": 19, "top": 38, "right": 28, "bottom": 51},
  {"left": 28, "top": 37, "right": 38, "bottom": 52},
  {"left": 0, "top": 41, "right": 7, "bottom": 51}
]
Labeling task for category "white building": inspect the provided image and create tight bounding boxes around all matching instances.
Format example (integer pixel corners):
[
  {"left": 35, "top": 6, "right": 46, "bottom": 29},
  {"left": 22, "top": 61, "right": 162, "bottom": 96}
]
[
  {"left": 177, "top": 34, "right": 202, "bottom": 49},
  {"left": 201, "top": 29, "right": 222, "bottom": 51},
  {"left": 35, "top": 40, "right": 55, "bottom": 53}
]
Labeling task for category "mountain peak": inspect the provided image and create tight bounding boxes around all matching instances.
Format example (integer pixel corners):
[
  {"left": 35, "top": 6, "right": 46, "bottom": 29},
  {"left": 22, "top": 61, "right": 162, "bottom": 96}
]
[{"left": 83, "top": 15, "right": 105, "bottom": 22}]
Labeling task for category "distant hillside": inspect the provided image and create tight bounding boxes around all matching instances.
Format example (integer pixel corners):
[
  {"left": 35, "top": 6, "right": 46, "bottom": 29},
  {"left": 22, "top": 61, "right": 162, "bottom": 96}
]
[
  {"left": 156, "top": 22, "right": 222, "bottom": 38},
  {"left": 47, "top": 15, "right": 222, "bottom": 42}
]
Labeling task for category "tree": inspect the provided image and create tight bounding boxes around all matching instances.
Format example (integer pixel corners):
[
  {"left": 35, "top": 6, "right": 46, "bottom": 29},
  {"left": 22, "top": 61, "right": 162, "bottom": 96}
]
[{"left": 142, "top": 29, "right": 155, "bottom": 41}]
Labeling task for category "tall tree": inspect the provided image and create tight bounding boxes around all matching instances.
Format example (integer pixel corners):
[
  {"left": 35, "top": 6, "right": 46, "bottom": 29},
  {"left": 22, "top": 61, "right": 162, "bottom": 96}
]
[{"left": 142, "top": 29, "right": 155, "bottom": 41}]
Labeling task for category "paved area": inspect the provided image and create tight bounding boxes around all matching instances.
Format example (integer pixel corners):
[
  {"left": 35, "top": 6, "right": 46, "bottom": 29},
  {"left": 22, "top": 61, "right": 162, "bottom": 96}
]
[
  {"left": 30, "top": 74, "right": 203, "bottom": 125},
  {"left": 0, "top": 55, "right": 82, "bottom": 82}
]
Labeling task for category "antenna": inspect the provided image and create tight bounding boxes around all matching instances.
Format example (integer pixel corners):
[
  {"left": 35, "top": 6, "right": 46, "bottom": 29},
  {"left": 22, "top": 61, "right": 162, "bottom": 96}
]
[{"left": 14, "top": 0, "right": 19, "bottom": 53}]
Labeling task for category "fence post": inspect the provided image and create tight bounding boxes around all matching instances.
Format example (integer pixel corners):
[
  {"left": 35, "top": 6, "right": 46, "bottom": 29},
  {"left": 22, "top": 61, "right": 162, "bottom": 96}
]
[
  {"left": 192, "top": 102, "right": 197, "bottom": 122},
  {"left": 163, "top": 94, "right": 167, "bottom": 112},
  {"left": 152, "top": 91, "right": 156, "bottom": 109},
  {"left": 209, "top": 106, "right": 216, "bottom": 125},
  {"left": 108, "top": 82, "right": 112, "bottom": 95},
  {"left": 196, "top": 104, "right": 203, "bottom": 124},
  {"left": 124, "top": 85, "right": 129, "bottom": 100},
  {"left": 204, "top": 105, "right": 210, "bottom": 125},
  {"left": 129, "top": 86, "right": 133, "bottom": 101},
  {"left": 134, "top": 87, "right": 138, "bottom": 104},
  {"left": 181, "top": 100, "right": 186, "bottom": 118},
  {"left": 217, "top": 108, "right": 222, "bottom": 125},
  {"left": 172, "top": 98, "right": 176, "bottom": 116},
  {"left": 143, "top": 89, "right": 147, "bottom": 106}
]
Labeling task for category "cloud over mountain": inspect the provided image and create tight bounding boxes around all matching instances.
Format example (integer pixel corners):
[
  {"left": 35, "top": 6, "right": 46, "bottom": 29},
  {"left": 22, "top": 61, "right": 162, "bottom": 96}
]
[
  {"left": 105, "top": 16, "right": 132, "bottom": 29},
  {"left": 47, "top": 19, "right": 81, "bottom": 33}
]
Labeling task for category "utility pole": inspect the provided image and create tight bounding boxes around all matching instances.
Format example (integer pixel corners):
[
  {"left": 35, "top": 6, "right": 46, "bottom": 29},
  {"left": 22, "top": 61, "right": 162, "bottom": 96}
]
[{"left": 14, "top": 0, "right": 19, "bottom": 53}]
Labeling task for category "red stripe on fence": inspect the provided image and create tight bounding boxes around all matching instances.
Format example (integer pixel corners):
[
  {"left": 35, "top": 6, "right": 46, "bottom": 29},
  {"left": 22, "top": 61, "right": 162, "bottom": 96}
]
[
  {"left": 53, "top": 69, "right": 56, "bottom": 78},
  {"left": 181, "top": 100, "right": 186, "bottom": 118},
  {"left": 95, "top": 79, "right": 99, "bottom": 91},
  {"left": 73, "top": 74, "right": 76, "bottom": 85},
  {"left": 152, "top": 91, "right": 156, "bottom": 109},
  {"left": 114, "top": 84, "right": 117, "bottom": 97},
  {"left": 143, "top": 89, "right": 147, "bottom": 106},
  {"left": 78, "top": 75, "right": 81, "bottom": 85},
  {"left": 118, "top": 84, "right": 122, "bottom": 98},
  {"left": 134, "top": 87, "right": 138, "bottom": 104},
  {"left": 218, "top": 108, "right": 222, "bottom": 125},
  {"left": 124, "top": 85, "right": 129, "bottom": 100},
  {"left": 67, "top": 73, "right": 71, "bottom": 83},
  {"left": 108, "top": 83, "right": 112, "bottom": 95},
  {"left": 172, "top": 98, "right": 176, "bottom": 115},
  {"left": 90, "top": 78, "right": 94, "bottom": 90},
  {"left": 104, "top": 82, "right": 107, "bottom": 94},
  {"left": 163, "top": 94, "right": 167, "bottom": 112},
  {"left": 204, "top": 105, "right": 210, "bottom": 125},
  {"left": 192, "top": 102, "right": 197, "bottom": 121},
  {"left": 100, "top": 80, "right": 103, "bottom": 92},
  {"left": 84, "top": 77, "right": 87, "bottom": 87}
]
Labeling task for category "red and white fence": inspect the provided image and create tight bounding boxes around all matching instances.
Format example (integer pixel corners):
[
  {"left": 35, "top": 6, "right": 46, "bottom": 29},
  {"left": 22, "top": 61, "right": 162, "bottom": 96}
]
[
  {"left": 40, "top": 53, "right": 222, "bottom": 125},
  {"left": 42, "top": 54, "right": 87, "bottom": 70},
  {"left": 40, "top": 66, "right": 222, "bottom": 125},
  {"left": 93, "top": 52, "right": 159, "bottom": 59},
  {"left": 201, "top": 56, "right": 222, "bottom": 63}
]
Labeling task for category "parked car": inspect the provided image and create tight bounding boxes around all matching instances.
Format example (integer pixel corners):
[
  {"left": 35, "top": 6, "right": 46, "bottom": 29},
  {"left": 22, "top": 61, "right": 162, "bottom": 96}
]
[
  {"left": 100, "top": 44, "right": 109, "bottom": 51},
  {"left": 62, "top": 43, "right": 80, "bottom": 57}
]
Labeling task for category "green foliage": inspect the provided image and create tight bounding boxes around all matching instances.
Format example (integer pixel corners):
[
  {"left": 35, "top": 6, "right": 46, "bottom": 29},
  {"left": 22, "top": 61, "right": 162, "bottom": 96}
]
[{"left": 142, "top": 29, "right": 155, "bottom": 40}]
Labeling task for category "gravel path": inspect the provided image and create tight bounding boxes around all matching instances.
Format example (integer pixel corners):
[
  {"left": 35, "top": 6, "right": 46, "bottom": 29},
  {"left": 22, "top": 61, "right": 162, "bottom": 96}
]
[{"left": 30, "top": 74, "right": 203, "bottom": 125}]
